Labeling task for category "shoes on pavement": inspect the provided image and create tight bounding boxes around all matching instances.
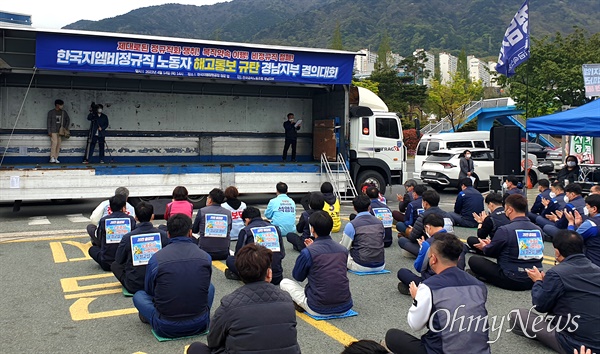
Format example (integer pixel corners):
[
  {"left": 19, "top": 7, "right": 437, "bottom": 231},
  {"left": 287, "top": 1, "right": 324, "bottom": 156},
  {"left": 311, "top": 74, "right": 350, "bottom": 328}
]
[
  {"left": 49, "top": 157, "right": 56, "bottom": 163},
  {"left": 397, "top": 282, "right": 410, "bottom": 295},
  {"left": 224, "top": 268, "right": 241, "bottom": 281},
  {"left": 138, "top": 313, "right": 149, "bottom": 324},
  {"left": 401, "top": 249, "right": 417, "bottom": 259},
  {"left": 54, "top": 159, "right": 60, "bottom": 164},
  {"left": 293, "top": 302, "right": 305, "bottom": 313}
]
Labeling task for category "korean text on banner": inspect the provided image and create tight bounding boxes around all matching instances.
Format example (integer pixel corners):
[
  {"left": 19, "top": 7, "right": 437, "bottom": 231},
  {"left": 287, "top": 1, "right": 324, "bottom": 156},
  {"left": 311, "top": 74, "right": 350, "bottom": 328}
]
[
  {"left": 105, "top": 218, "right": 132, "bottom": 244},
  {"left": 35, "top": 33, "right": 354, "bottom": 85}
]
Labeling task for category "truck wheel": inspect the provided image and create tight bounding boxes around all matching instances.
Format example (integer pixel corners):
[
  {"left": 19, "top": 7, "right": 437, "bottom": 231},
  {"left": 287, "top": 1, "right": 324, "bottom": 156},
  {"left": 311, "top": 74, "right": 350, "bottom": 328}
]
[{"left": 356, "top": 171, "right": 386, "bottom": 195}]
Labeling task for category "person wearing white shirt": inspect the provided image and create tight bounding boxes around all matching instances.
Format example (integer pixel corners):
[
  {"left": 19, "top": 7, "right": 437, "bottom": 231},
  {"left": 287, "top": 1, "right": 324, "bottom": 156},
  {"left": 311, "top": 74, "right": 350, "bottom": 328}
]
[
  {"left": 384, "top": 233, "right": 491, "bottom": 354},
  {"left": 87, "top": 187, "right": 135, "bottom": 245}
]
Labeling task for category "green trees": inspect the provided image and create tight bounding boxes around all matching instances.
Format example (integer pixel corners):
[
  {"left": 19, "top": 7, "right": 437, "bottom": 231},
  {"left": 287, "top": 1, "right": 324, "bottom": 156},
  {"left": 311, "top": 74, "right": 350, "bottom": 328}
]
[
  {"left": 497, "top": 28, "right": 600, "bottom": 117},
  {"left": 398, "top": 51, "right": 430, "bottom": 85},
  {"left": 330, "top": 21, "right": 343, "bottom": 50},
  {"left": 374, "top": 32, "right": 392, "bottom": 72},
  {"left": 426, "top": 72, "right": 484, "bottom": 132}
]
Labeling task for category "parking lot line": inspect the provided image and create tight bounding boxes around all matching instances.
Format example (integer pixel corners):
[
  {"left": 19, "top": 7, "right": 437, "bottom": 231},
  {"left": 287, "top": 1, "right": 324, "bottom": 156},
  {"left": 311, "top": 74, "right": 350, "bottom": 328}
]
[{"left": 211, "top": 260, "right": 358, "bottom": 347}]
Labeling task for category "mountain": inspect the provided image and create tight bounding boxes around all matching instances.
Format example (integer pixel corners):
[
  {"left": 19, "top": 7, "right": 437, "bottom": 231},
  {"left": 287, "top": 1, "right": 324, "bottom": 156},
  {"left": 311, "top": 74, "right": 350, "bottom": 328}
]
[{"left": 64, "top": 0, "right": 600, "bottom": 57}]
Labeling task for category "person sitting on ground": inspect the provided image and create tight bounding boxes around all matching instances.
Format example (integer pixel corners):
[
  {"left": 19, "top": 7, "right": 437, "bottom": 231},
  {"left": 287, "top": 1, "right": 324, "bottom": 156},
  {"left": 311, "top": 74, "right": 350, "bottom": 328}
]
[
  {"left": 88, "top": 194, "right": 137, "bottom": 271},
  {"left": 392, "top": 179, "right": 417, "bottom": 223},
  {"left": 502, "top": 175, "right": 524, "bottom": 205},
  {"left": 341, "top": 340, "right": 390, "bottom": 354},
  {"left": 133, "top": 214, "right": 214, "bottom": 338},
  {"left": 280, "top": 211, "right": 353, "bottom": 316},
  {"left": 590, "top": 185, "right": 600, "bottom": 195},
  {"left": 467, "top": 192, "right": 510, "bottom": 254},
  {"left": 221, "top": 186, "right": 246, "bottom": 241},
  {"left": 534, "top": 182, "right": 567, "bottom": 225},
  {"left": 399, "top": 190, "right": 453, "bottom": 257},
  {"left": 225, "top": 206, "right": 285, "bottom": 285},
  {"left": 366, "top": 186, "right": 393, "bottom": 247},
  {"left": 384, "top": 233, "right": 490, "bottom": 354},
  {"left": 449, "top": 178, "right": 484, "bottom": 228},
  {"left": 540, "top": 183, "right": 587, "bottom": 241},
  {"left": 87, "top": 186, "right": 135, "bottom": 246},
  {"left": 265, "top": 182, "right": 297, "bottom": 237},
  {"left": 468, "top": 194, "right": 544, "bottom": 291},
  {"left": 320, "top": 182, "right": 341, "bottom": 233},
  {"left": 509, "top": 230, "right": 600, "bottom": 354},
  {"left": 164, "top": 186, "right": 193, "bottom": 220},
  {"left": 565, "top": 194, "right": 600, "bottom": 266},
  {"left": 112, "top": 202, "right": 169, "bottom": 294},
  {"left": 192, "top": 188, "right": 232, "bottom": 260},
  {"left": 530, "top": 179, "right": 552, "bottom": 216},
  {"left": 340, "top": 195, "right": 385, "bottom": 272},
  {"left": 397, "top": 214, "right": 447, "bottom": 295},
  {"left": 556, "top": 155, "right": 581, "bottom": 185},
  {"left": 396, "top": 184, "right": 426, "bottom": 235},
  {"left": 286, "top": 192, "right": 325, "bottom": 252},
  {"left": 187, "top": 244, "right": 300, "bottom": 354}
]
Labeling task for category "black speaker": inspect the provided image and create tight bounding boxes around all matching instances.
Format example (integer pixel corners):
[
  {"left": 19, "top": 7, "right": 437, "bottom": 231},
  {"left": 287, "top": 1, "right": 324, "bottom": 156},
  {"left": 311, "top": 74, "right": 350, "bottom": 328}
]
[{"left": 492, "top": 126, "right": 521, "bottom": 175}]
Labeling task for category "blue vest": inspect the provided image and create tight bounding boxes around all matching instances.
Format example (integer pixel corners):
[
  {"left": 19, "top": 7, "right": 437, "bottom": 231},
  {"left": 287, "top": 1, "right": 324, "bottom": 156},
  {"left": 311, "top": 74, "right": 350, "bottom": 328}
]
[
  {"left": 422, "top": 267, "right": 490, "bottom": 354},
  {"left": 349, "top": 214, "right": 385, "bottom": 267}
]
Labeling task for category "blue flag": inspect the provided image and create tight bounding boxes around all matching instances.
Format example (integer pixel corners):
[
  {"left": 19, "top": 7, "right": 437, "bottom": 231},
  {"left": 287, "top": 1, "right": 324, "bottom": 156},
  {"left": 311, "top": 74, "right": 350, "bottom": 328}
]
[{"left": 496, "top": 0, "right": 530, "bottom": 77}]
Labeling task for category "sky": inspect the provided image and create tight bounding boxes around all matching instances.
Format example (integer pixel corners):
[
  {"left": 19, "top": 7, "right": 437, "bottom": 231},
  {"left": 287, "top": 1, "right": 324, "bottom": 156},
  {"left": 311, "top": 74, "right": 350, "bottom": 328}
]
[{"left": 2, "top": 1, "right": 231, "bottom": 29}]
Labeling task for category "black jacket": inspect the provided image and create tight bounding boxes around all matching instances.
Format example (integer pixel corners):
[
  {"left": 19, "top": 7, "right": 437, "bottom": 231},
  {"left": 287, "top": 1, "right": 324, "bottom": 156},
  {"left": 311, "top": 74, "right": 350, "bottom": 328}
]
[
  {"left": 113, "top": 222, "right": 169, "bottom": 293},
  {"left": 408, "top": 206, "right": 452, "bottom": 242},
  {"left": 477, "top": 207, "right": 510, "bottom": 239},
  {"left": 532, "top": 254, "right": 600, "bottom": 353},
  {"left": 97, "top": 211, "right": 137, "bottom": 269},
  {"left": 235, "top": 217, "right": 285, "bottom": 283},
  {"left": 206, "top": 281, "right": 300, "bottom": 354},
  {"left": 283, "top": 120, "right": 300, "bottom": 140},
  {"left": 87, "top": 112, "right": 109, "bottom": 138}
]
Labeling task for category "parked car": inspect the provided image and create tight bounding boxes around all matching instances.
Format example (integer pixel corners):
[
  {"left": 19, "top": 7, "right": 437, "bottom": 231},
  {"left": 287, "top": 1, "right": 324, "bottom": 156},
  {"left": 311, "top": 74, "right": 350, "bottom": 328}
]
[
  {"left": 521, "top": 142, "right": 547, "bottom": 159},
  {"left": 420, "top": 148, "right": 546, "bottom": 191}
]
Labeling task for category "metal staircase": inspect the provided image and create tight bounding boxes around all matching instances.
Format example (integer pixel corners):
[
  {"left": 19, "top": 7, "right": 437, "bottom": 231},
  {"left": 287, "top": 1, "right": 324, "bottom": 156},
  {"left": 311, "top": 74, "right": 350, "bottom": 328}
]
[
  {"left": 320, "top": 153, "right": 358, "bottom": 202},
  {"left": 420, "top": 98, "right": 512, "bottom": 135}
]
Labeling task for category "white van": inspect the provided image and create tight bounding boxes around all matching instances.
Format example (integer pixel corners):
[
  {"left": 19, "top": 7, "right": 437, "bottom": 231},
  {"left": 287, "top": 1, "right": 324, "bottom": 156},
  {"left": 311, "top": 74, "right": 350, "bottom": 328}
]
[{"left": 413, "top": 131, "right": 490, "bottom": 180}]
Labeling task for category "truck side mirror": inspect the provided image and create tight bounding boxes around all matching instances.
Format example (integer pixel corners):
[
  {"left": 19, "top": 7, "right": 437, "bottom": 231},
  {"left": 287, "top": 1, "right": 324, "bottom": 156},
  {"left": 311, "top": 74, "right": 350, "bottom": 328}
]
[{"left": 350, "top": 106, "right": 374, "bottom": 118}]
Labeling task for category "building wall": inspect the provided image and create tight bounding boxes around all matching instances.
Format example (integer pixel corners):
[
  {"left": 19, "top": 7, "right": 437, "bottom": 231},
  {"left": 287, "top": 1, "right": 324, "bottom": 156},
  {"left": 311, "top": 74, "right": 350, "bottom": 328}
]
[
  {"left": 1, "top": 87, "right": 312, "bottom": 134},
  {"left": 439, "top": 52, "right": 458, "bottom": 84}
]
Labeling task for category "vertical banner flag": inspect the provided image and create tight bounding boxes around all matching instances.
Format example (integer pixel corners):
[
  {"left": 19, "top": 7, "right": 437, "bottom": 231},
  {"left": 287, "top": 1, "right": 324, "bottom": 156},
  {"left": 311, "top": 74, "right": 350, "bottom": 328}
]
[{"left": 496, "top": 0, "right": 530, "bottom": 77}]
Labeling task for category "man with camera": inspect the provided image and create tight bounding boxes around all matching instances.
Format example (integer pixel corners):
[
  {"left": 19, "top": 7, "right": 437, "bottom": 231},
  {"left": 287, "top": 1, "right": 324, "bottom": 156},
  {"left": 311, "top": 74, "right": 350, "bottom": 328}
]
[{"left": 84, "top": 103, "right": 109, "bottom": 164}]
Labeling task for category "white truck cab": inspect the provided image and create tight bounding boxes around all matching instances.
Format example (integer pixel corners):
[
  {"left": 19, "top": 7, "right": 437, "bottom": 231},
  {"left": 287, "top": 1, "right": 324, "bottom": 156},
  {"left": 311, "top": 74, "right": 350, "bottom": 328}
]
[{"left": 348, "top": 87, "right": 406, "bottom": 193}]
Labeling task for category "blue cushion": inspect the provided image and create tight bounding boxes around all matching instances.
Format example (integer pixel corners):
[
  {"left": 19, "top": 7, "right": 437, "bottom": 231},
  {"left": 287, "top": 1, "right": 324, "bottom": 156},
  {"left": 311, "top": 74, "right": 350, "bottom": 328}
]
[
  {"left": 348, "top": 269, "right": 391, "bottom": 276},
  {"left": 151, "top": 329, "right": 209, "bottom": 342},
  {"left": 304, "top": 309, "right": 358, "bottom": 321}
]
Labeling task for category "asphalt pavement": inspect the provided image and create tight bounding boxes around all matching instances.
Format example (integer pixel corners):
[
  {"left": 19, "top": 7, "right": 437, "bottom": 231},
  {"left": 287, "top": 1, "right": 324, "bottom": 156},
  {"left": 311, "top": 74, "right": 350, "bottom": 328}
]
[{"left": 0, "top": 182, "right": 556, "bottom": 354}]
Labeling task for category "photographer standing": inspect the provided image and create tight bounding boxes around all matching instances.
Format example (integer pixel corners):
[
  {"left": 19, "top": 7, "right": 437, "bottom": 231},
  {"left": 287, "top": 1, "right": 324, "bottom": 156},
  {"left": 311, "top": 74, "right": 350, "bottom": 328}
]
[{"left": 84, "top": 104, "right": 109, "bottom": 164}]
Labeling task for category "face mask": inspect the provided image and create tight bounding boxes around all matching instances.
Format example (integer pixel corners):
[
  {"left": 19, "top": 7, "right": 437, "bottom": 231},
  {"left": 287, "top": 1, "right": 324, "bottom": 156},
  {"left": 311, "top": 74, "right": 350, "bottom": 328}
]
[
  {"left": 502, "top": 182, "right": 508, "bottom": 189},
  {"left": 465, "top": 154, "right": 471, "bottom": 158},
  {"left": 549, "top": 192, "right": 556, "bottom": 199},
  {"left": 97, "top": 109, "right": 103, "bottom": 113},
  {"left": 567, "top": 161, "right": 576, "bottom": 167},
  {"left": 564, "top": 195, "right": 570, "bottom": 203},
  {"left": 584, "top": 207, "right": 590, "bottom": 216}
]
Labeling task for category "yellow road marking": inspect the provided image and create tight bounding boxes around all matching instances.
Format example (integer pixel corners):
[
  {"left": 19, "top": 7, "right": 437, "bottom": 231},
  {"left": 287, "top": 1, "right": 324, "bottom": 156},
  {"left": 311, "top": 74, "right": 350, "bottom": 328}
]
[
  {"left": 64, "top": 287, "right": 122, "bottom": 299},
  {"left": 69, "top": 297, "right": 138, "bottom": 321},
  {"left": 61, "top": 273, "right": 121, "bottom": 293},
  {"left": 50, "top": 240, "right": 92, "bottom": 263},
  {"left": 296, "top": 312, "right": 357, "bottom": 346},
  {"left": 1, "top": 234, "right": 87, "bottom": 244},
  {"left": 212, "top": 260, "right": 356, "bottom": 347}
]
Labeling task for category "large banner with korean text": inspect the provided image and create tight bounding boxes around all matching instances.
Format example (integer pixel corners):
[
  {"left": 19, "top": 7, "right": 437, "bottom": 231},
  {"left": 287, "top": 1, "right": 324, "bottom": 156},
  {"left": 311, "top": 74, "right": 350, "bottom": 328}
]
[{"left": 35, "top": 33, "right": 354, "bottom": 85}]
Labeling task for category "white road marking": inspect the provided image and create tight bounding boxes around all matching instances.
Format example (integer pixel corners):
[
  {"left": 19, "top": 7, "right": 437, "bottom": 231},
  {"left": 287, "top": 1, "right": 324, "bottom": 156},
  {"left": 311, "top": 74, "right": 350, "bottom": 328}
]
[
  {"left": 28, "top": 216, "right": 51, "bottom": 226},
  {"left": 66, "top": 214, "right": 91, "bottom": 223}
]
